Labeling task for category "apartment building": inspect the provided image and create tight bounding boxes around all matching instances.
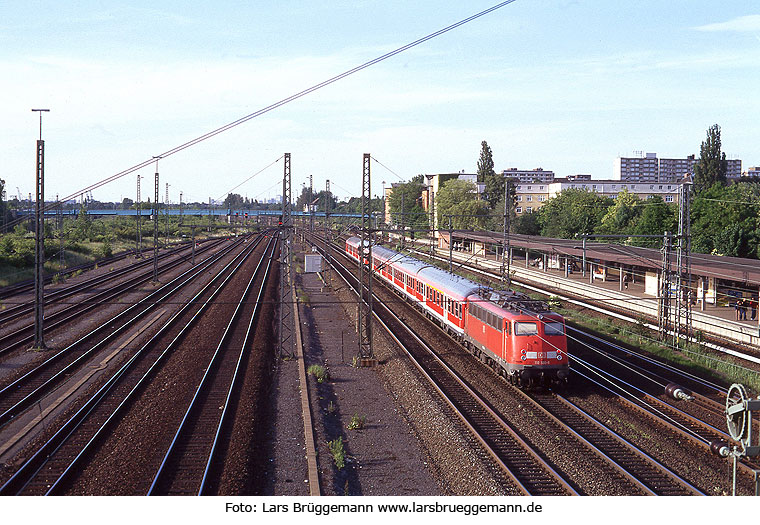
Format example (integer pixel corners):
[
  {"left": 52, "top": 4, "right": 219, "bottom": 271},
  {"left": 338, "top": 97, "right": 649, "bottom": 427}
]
[
  {"left": 616, "top": 152, "right": 742, "bottom": 183},
  {"left": 501, "top": 167, "right": 555, "bottom": 183},
  {"left": 514, "top": 179, "right": 682, "bottom": 215}
]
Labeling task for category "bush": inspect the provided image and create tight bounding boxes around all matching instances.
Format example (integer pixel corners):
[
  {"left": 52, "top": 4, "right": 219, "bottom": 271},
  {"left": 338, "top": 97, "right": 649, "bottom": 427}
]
[
  {"left": 307, "top": 364, "right": 330, "bottom": 383},
  {"left": 327, "top": 437, "right": 346, "bottom": 469}
]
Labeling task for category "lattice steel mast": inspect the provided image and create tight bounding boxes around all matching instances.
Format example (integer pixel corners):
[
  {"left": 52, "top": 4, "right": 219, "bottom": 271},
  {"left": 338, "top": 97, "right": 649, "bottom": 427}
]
[
  {"left": 32, "top": 108, "right": 50, "bottom": 350},
  {"left": 358, "top": 153, "right": 374, "bottom": 363},
  {"left": 278, "top": 153, "right": 295, "bottom": 359},
  {"left": 675, "top": 181, "right": 692, "bottom": 347}
]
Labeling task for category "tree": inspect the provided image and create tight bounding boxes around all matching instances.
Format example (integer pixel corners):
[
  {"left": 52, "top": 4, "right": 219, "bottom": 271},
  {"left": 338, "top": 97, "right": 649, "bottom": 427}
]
[
  {"left": 629, "top": 196, "right": 678, "bottom": 247},
  {"left": 436, "top": 179, "right": 490, "bottom": 230},
  {"left": 477, "top": 140, "right": 505, "bottom": 208},
  {"left": 596, "top": 189, "right": 642, "bottom": 236},
  {"left": 693, "top": 124, "right": 727, "bottom": 192},
  {"left": 223, "top": 193, "right": 245, "bottom": 209},
  {"left": 476, "top": 141, "right": 495, "bottom": 183},
  {"left": 121, "top": 197, "right": 134, "bottom": 210},
  {"left": 387, "top": 180, "right": 426, "bottom": 231},
  {"left": 690, "top": 182, "right": 760, "bottom": 256},
  {"left": 536, "top": 188, "right": 612, "bottom": 239}
]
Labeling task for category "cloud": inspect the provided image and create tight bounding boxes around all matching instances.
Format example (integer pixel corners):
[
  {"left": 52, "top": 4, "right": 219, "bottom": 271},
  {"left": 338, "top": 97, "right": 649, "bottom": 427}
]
[{"left": 693, "top": 14, "right": 760, "bottom": 32}]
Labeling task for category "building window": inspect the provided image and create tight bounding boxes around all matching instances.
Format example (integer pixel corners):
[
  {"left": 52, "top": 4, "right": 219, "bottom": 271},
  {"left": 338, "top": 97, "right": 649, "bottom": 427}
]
[
  {"left": 526, "top": 207, "right": 532, "bottom": 213},
  {"left": 526, "top": 195, "right": 532, "bottom": 202},
  {"left": 665, "top": 196, "right": 674, "bottom": 202},
  {"left": 539, "top": 195, "right": 546, "bottom": 202},
  {"left": 516, "top": 207, "right": 522, "bottom": 213},
  {"left": 517, "top": 195, "right": 522, "bottom": 201}
]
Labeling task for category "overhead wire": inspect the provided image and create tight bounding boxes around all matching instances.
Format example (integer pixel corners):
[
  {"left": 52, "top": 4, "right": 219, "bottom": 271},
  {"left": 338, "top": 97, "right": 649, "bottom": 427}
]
[{"left": 8, "top": 0, "right": 518, "bottom": 232}]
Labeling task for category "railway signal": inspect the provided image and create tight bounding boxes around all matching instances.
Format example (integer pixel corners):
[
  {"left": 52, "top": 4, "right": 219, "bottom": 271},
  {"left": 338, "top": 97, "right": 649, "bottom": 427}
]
[{"left": 711, "top": 383, "right": 760, "bottom": 495}]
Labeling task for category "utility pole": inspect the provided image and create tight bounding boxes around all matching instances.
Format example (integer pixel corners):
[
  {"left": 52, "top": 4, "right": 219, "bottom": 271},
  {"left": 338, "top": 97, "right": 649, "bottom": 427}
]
[
  {"left": 32, "top": 108, "right": 50, "bottom": 350},
  {"left": 136, "top": 174, "right": 142, "bottom": 258},
  {"left": 309, "top": 173, "right": 314, "bottom": 236},
  {"left": 448, "top": 215, "right": 453, "bottom": 273},
  {"left": 358, "top": 153, "right": 375, "bottom": 364},
  {"left": 675, "top": 181, "right": 692, "bottom": 347},
  {"left": 153, "top": 159, "right": 160, "bottom": 283},
  {"left": 501, "top": 179, "right": 511, "bottom": 289},
  {"left": 165, "top": 183, "right": 170, "bottom": 248},
  {"left": 278, "top": 153, "right": 294, "bottom": 359},
  {"left": 56, "top": 194, "right": 64, "bottom": 274},
  {"left": 659, "top": 231, "right": 672, "bottom": 340},
  {"left": 429, "top": 187, "right": 436, "bottom": 255},
  {"left": 324, "top": 179, "right": 331, "bottom": 284},
  {"left": 400, "top": 191, "right": 405, "bottom": 250}
]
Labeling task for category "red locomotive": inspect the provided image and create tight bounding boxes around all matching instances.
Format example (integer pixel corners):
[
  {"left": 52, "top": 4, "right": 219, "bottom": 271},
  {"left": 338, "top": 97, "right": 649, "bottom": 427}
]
[{"left": 346, "top": 237, "right": 569, "bottom": 386}]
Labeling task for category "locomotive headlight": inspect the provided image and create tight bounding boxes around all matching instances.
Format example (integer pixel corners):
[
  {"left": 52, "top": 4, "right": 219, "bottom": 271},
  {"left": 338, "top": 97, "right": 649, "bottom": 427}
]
[
  {"left": 521, "top": 348, "right": 526, "bottom": 354},
  {"left": 556, "top": 352, "right": 563, "bottom": 361},
  {"left": 521, "top": 355, "right": 527, "bottom": 361}
]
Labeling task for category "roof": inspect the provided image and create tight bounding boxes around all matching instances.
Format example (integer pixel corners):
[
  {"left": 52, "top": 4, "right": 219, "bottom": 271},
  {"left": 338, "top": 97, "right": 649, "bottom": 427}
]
[{"left": 451, "top": 230, "right": 760, "bottom": 286}]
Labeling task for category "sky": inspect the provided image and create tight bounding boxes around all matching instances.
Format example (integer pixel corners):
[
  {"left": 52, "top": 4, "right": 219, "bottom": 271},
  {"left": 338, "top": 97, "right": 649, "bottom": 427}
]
[{"left": 2, "top": 1, "right": 759, "bottom": 204}]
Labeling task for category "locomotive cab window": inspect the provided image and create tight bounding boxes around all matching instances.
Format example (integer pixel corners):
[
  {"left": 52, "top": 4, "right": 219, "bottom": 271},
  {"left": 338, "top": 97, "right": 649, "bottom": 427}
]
[
  {"left": 514, "top": 322, "right": 538, "bottom": 336},
  {"left": 544, "top": 322, "right": 564, "bottom": 336}
]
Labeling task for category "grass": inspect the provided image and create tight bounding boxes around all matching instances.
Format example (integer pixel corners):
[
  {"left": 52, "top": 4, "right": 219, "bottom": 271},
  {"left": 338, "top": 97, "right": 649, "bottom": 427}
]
[
  {"left": 558, "top": 303, "right": 760, "bottom": 393},
  {"left": 347, "top": 414, "right": 366, "bottom": 430},
  {"left": 327, "top": 437, "right": 346, "bottom": 470},
  {"left": 307, "top": 364, "right": 330, "bottom": 383}
]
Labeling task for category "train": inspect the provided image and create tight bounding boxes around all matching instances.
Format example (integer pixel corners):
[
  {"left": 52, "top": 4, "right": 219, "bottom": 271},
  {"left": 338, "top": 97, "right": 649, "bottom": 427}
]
[{"left": 345, "top": 237, "right": 569, "bottom": 386}]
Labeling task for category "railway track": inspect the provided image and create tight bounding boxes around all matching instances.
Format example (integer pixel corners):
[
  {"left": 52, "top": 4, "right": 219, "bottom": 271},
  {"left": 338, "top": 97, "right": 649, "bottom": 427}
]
[
  {"left": 0, "top": 233, "right": 267, "bottom": 495},
  {"left": 0, "top": 237, "right": 249, "bottom": 434},
  {"left": 147, "top": 235, "right": 276, "bottom": 495},
  {"left": 323, "top": 237, "right": 575, "bottom": 495},
  {"left": 315, "top": 232, "right": 730, "bottom": 494},
  {"left": 0, "top": 239, "right": 227, "bottom": 357},
  {"left": 0, "top": 239, "right": 215, "bottom": 327}
]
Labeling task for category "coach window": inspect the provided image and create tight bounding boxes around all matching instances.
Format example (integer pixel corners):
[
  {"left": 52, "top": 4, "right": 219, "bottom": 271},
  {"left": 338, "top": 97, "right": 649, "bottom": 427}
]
[
  {"left": 504, "top": 320, "right": 511, "bottom": 334},
  {"left": 494, "top": 315, "right": 503, "bottom": 332},
  {"left": 514, "top": 322, "right": 538, "bottom": 336}
]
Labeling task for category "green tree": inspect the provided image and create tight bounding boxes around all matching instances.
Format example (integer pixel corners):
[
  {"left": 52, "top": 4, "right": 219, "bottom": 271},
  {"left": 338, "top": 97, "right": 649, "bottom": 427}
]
[
  {"left": 693, "top": 124, "right": 727, "bottom": 193},
  {"left": 536, "top": 188, "right": 612, "bottom": 239},
  {"left": 387, "top": 180, "right": 426, "bottom": 231},
  {"left": 476, "top": 140, "right": 495, "bottom": 183},
  {"left": 436, "top": 179, "right": 489, "bottom": 230},
  {"left": 690, "top": 182, "right": 760, "bottom": 256},
  {"left": 596, "top": 189, "right": 642, "bottom": 237},
  {"left": 629, "top": 196, "right": 678, "bottom": 247}
]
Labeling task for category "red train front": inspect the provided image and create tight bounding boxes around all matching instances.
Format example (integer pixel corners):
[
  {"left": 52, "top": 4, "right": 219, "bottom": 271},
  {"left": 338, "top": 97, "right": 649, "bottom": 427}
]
[{"left": 464, "top": 291, "right": 569, "bottom": 387}]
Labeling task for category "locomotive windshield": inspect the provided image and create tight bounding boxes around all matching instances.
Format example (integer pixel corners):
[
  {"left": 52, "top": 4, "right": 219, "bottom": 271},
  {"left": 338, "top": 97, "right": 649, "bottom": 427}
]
[
  {"left": 514, "top": 322, "right": 538, "bottom": 336},
  {"left": 544, "top": 322, "right": 564, "bottom": 336}
]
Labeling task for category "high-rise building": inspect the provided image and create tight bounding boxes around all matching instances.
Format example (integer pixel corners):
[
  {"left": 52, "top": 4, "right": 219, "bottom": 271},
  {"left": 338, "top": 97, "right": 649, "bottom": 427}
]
[
  {"left": 501, "top": 167, "right": 555, "bottom": 183},
  {"left": 616, "top": 152, "right": 742, "bottom": 182},
  {"left": 614, "top": 153, "right": 659, "bottom": 182}
]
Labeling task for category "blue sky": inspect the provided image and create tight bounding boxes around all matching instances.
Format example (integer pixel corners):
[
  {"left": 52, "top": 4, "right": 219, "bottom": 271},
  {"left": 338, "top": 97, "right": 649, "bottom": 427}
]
[{"left": 2, "top": 1, "right": 759, "bottom": 204}]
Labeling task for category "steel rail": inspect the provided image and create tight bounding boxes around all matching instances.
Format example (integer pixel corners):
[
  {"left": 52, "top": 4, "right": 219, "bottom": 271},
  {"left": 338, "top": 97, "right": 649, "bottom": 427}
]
[
  {"left": 147, "top": 236, "right": 276, "bottom": 495},
  {"left": 323, "top": 239, "right": 577, "bottom": 496},
  {"left": 0, "top": 237, "right": 248, "bottom": 429},
  {"left": 0, "top": 238, "right": 227, "bottom": 355},
  {"left": 0, "top": 234, "right": 265, "bottom": 495},
  {"left": 570, "top": 367, "right": 758, "bottom": 479},
  {"left": 0, "top": 238, "right": 214, "bottom": 323},
  {"left": 42, "top": 235, "right": 266, "bottom": 496}
]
